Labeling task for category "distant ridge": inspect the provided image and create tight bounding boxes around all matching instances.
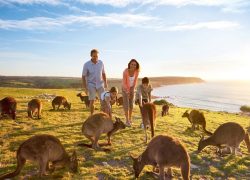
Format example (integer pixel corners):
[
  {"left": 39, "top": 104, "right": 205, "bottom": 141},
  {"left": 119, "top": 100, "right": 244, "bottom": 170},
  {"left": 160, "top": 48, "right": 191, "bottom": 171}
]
[{"left": 0, "top": 75, "right": 204, "bottom": 89}]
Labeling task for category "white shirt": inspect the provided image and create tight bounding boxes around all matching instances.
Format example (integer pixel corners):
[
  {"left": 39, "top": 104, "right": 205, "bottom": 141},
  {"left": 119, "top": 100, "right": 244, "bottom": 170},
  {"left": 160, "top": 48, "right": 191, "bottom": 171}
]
[
  {"left": 129, "top": 76, "right": 135, "bottom": 87},
  {"left": 101, "top": 91, "right": 110, "bottom": 101}
]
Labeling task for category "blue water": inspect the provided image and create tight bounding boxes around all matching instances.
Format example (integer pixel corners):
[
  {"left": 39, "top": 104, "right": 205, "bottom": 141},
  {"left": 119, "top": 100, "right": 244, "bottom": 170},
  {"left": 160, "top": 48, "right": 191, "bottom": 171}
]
[{"left": 152, "top": 81, "right": 250, "bottom": 113}]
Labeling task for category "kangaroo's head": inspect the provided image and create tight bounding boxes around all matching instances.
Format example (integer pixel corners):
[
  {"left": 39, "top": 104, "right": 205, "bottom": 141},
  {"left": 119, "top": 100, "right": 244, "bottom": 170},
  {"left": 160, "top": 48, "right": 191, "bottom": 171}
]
[
  {"left": 69, "top": 151, "right": 78, "bottom": 173},
  {"left": 182, "top": 110, "right": 189, "bottom": 118},
  {"left": 64, "top": 102, "right": 71, "bottom": 110},
  {"left": 114, "top": 117, "right": 126, "bottom": 130},
  {"left": 130, "top": 155, "right": 144, "bottom": 178},
  {"left": 197, "top": 136, "right": 206, "bottom": 152}
]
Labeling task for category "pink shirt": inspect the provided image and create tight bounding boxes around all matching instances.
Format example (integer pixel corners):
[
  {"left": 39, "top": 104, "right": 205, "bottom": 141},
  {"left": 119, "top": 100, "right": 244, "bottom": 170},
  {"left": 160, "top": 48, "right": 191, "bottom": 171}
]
[{"left": 122, "top": 68, "right": 139, "bottom": 93}]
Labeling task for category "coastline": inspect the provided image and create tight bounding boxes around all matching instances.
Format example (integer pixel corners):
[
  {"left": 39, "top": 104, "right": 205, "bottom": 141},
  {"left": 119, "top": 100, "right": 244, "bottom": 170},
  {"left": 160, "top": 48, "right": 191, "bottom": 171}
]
[
  {"left": 152, "top": 81, "right": 250, "bottom": 115},
  {"left": 0, "top": 75, "right": 204, "bottom": 89}
]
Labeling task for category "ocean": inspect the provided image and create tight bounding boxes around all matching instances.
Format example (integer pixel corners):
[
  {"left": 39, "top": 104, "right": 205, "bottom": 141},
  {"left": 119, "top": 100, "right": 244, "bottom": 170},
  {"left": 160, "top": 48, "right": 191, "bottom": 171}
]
[{"left": 152, "top": 81, "right": 250, "bottom": 113}]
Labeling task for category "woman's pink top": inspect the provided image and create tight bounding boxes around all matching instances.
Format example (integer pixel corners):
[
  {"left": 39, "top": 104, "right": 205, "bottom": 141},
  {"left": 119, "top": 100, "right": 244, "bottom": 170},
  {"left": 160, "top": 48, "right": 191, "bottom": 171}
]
[{"left": 122, "top": 68, "right": 139, "bottom": 93}]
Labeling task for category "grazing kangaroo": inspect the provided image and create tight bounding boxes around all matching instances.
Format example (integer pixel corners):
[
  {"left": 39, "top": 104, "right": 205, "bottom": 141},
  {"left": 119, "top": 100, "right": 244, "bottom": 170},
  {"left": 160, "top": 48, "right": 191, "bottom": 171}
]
[
  {"left": 0, "top": 134, "right": 78, "bottom": 179},
  {"left": 27, "top": 99, "right": 42, "bottom": 119},
  {"left": 182, "top": 110, "right": 212, "bottom": 136},
  {"left": 161, "top": 104, "right": 169, "bottom": 117},
  {"left": 81, "top": 112, "right": 126, "bottom": 150},
  {"left": 140, "top": 103, "right": 157, "bottom": 143},
  {"left": 198, "top": 122, "right": 250, "bottom": 155},
  {"left": 76, "top": 93, "right": 90, "bottom": 108},
  {"left": 52, "top": 96, "right": 71, "bottom": 110},
  {"left": 131, "top": 135, "right": 190, "bottom": 180},
  {"left": 116, "top": 97, "right": 123, "bottom": 106},
  {"left": 0, "top": 97, "right": 17, "bottom": 120}
]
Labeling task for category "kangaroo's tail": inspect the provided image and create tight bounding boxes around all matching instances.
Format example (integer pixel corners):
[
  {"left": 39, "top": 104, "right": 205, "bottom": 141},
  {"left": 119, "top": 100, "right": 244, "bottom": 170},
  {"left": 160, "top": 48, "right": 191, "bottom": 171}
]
[
  {"left": 0, "top": 153, "right": 25, "bottom": 180},
  {"left": 202, "top": 122, "right": 213, "bottom": 136}
]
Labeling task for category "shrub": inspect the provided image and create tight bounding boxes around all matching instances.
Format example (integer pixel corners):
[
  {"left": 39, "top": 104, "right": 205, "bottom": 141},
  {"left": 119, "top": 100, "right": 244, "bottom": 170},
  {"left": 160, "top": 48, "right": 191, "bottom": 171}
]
[
  {"left": 240, "top": 105, "right": 250, "bottom": 112},
  {"left": 153, "top": 99, "right": 174, "bottom": 106}
]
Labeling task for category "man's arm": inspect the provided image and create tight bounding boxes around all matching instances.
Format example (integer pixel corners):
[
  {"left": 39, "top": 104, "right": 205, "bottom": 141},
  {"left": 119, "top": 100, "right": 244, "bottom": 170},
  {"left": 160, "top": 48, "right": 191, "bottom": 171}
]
[
  {"left": 102, "top": 73, "right": 107, "bottom": 89},
  {"left": 102, "top": 62, "right": 108, "bottom": 89},
  {"left": 82, "top": 76, "right": 88, "bottom": 95},
  {"left": 82, "top": 63, "right": 88, "bottom": 95}
]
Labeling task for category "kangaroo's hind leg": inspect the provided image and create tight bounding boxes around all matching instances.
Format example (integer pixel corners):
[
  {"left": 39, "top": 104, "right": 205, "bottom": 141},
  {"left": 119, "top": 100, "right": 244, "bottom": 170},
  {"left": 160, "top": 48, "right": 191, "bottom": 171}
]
[
  {"left": 92, "top": 134, "right": 101, "bottom": 150},
  {"left": 84, "top": 134, "right": 95, "bottom": 146},
  {"left": 158, "top": 165, "right": 165, "bottom": 180},
  {"left": 57, "top": 104, "right": 61, "bottom": 110},
  {"left": 39, "top": 157, "right": 49, "bottom": 177}
]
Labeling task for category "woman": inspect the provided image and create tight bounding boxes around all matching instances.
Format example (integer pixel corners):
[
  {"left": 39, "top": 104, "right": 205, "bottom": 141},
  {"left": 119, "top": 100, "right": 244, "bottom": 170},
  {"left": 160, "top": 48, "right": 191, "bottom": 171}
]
[{"left": 122, "top": 59, "right": 140, "bottom": 127}]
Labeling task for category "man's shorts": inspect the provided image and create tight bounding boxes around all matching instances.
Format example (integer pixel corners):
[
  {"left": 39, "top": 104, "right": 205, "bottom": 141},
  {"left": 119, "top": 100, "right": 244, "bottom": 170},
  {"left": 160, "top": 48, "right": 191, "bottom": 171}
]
[{"left": 88, "top": 86, "right": 105, "bottom": 101}]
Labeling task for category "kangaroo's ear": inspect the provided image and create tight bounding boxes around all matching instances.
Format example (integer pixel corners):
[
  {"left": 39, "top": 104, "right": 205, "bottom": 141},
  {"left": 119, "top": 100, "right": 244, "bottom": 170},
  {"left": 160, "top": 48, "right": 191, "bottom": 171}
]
[
  {"left": 200, "top": 135, "right": 204, "bottom": 141},
  {"left": 115, "top": 117, "right": 120, "bottom": 122},
  {"left": 130, "top": 155, "right": 136, "bottom": 161},
  {"left": 71, "top": 151, "right": 77, "bottom": 161}
]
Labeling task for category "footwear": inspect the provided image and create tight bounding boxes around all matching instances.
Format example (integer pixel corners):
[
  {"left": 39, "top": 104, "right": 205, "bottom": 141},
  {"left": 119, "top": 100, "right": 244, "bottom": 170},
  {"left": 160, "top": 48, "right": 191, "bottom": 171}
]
[
  {"left": 140, "top": 123, "right": 144, "bottom": 129},
  {"left": 125, "top": 121, "right": 131, "bottom": 127}
]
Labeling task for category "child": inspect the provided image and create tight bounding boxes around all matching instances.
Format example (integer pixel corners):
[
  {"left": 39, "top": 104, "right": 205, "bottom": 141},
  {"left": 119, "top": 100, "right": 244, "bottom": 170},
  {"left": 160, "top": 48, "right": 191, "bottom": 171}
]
[
  {"left": 101, "top": 87, "right": 118, "bottom": 119},
  {"left": 135, "top": 77, "right": 153, "bottom": 107}
]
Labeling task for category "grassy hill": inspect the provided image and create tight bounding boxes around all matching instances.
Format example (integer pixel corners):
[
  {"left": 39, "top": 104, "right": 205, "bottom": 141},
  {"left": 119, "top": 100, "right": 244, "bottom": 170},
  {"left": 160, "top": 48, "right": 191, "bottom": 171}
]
[
  {"left": 0, "top": 88, "right": 249, "bottom": 179},
  {"left": 0, "top": 76, "right": 204, "bottom": 89}
]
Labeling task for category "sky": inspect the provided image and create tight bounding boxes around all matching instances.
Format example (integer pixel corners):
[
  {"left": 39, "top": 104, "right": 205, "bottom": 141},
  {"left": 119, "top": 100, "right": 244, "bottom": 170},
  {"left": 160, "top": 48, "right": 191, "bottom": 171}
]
[{"left": 0, "top": 0, "right": 250, "bottom": 80}]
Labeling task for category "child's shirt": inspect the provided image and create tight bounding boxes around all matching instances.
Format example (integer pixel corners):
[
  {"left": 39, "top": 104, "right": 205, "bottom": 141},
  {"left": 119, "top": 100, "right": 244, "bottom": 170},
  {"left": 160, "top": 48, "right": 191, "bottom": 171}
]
[
  {"left": 136, "top": 84, "right": 153, "bottom": 100},
  {"left": 101, "top": 91, "right": 110, "bottom": 101}
]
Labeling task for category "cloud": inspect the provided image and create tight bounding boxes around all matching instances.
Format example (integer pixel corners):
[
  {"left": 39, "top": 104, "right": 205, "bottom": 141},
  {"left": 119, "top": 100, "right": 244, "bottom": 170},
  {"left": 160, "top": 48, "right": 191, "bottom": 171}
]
[
  {"left": 0, "top": 13, "right": 157, "bottom": 30},
  {"left": 0, "top": 0, "right": 62, "bottom": 5},
  {"left": 2, "top": 0, "right": 249, "bottom": 9},
  {"left": 76, "top": 0, "right": 250, "bottom": 9},
  {"left": 159, "top": 21, "right": 240, "bottom": 31},
  {"left": 0, "top": 17, "right": 63, "bottom": 30},
  {"left": 0, "top": 14, "right": 239, "bottom": 32}
]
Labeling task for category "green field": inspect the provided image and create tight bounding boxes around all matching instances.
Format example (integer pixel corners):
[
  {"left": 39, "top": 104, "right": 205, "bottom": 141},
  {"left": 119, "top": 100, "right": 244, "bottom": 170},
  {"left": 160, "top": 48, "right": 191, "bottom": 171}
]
[{"left": 0, "top": 87, "right": 249, "bottom": 179}]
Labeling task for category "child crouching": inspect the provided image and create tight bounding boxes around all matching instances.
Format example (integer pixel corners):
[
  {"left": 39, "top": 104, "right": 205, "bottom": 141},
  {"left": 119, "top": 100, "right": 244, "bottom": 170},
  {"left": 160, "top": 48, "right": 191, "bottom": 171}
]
[{"left": 101, "top": 87, "right": 118, "bottom": 119}]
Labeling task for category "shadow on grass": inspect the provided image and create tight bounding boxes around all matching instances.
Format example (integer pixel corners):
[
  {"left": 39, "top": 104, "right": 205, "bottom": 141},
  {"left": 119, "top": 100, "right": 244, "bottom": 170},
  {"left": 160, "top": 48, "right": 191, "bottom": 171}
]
[
  {"left": 7, "top": 122, "right": 83, "bottom": 139},
  {"left": 182, "top": 127, "right": 201, "bottom": 137}
]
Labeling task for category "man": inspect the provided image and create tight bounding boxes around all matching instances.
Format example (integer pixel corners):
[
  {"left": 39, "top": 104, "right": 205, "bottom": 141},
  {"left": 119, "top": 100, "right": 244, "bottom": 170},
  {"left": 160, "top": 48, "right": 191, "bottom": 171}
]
[{"left": 82, "top": 49, "right": 107, "bottom": 115}]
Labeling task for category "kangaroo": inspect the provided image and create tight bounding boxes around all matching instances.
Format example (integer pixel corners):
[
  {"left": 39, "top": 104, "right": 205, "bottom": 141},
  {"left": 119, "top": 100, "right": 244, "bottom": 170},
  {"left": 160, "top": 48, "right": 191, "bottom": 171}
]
[
  {"left": 0, "top": 97, "right": 17, "bottom": 120},
  {"left": 161, "top": 104, "right": 169, "bottom": 117},
  {"left": 198, "top": 122, "right": 250, "bottom": 155},
  {"left": 0, "top": 134, "right": 78, "bottom": 179},
  {"left": 81, "top": 112, "right": 126, "bottom": 150},
  {"left": 182, "top": 110, "right": 212, "bottom": 136},
  {"left": 116, "top": 97, "right": 123, "bottom": 106},
  {"left": 52, "top": 96, "right": 71, "bottom": 110},
  {"left": 27, "top": 99, "right": 42, "bottom": 119},
  {"left": 76, "top": 93, "right": 90, "bottom": 108},
  {"left": 140, "top": 103, "right": 157, "bottom": 143},
  {"left": 131, "top": 135, "right": 190, "bottom": 180}
]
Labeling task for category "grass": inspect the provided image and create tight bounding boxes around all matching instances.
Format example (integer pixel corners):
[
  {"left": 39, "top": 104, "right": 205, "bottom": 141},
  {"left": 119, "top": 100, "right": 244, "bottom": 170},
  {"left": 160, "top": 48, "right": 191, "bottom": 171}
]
[{"left": 0, "top": 87, "right": 250, "bottom": 179}]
